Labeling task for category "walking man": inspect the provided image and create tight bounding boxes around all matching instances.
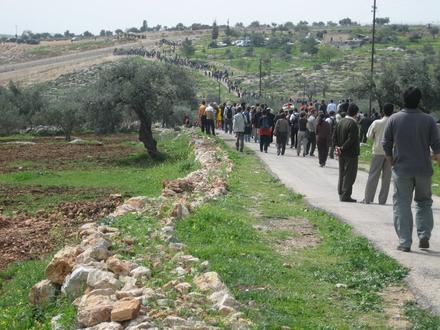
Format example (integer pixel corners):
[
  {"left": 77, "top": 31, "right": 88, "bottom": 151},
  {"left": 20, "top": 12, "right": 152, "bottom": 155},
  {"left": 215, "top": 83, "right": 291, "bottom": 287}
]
[
  {"left": 198, "top": 101, "right": 207, "bottom": 133},
  {"left": 290, "top": 108, "right": 299, "bottom": 149},
  {"left": 233, "top": 107, "right": 248, "bottom": 152},
  {"left": 205, "top": 103, "right": 216, "bottom": 135},
  {"left": 273, "top": 113, "right": 289, "bottom": 156},
  {"left": 383, "top": 87, "right": 440, "bottom": 252},
  {"left": 316, "top": 113, "right": 331, "bottom": 167},
  {"left": 224, "top": 103, "right": 234, "bottom": 134},
  {"left": 363, "top": 103, "right": 394, "bottom": 204},
  {"left": 333, "top": 103, "right": 360, "bottom": 202},
  {"left": 306, "top": 109, "right": 317, "bottom": 156},
  {"left": 296, "top": 112, "right": 308, "bottom": 157}
]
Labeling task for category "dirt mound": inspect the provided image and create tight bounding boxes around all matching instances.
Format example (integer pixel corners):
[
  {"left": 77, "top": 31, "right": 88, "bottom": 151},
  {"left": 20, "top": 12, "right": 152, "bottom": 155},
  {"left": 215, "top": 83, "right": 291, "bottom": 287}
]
[
  {"left": 0, "top": 134, "right": 138, "bottom": 173},
  {"left": 255, "top": 217, "right": 321, "bottom": 254},
  {"left": 0, "top": 196, "right": 122, "bottom": 270}
]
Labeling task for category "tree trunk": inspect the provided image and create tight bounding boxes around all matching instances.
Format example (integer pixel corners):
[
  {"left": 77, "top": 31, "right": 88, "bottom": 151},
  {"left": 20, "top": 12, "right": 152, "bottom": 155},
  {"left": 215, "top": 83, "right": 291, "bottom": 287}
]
[{"left": 135, "top": 109, "right": 161, "bottom": 159}]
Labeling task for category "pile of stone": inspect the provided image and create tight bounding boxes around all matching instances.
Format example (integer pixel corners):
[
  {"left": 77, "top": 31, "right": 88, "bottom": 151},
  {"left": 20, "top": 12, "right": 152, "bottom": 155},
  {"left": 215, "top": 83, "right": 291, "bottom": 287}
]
[{"left": 29, "top": 134, "right": 251, "bottom": 329}]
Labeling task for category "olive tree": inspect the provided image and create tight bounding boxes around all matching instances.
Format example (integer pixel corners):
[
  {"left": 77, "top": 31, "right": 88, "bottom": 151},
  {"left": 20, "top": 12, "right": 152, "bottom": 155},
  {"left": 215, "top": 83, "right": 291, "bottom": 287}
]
[{"left": 89, "top": 59, "right": 197, "bottom": 158}]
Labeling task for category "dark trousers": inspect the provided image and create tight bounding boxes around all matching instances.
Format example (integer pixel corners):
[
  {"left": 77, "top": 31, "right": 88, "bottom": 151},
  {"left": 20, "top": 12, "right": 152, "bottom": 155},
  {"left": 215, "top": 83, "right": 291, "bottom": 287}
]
[
  {"left": 306, "top": 132, "right": 316, "bottom": 155},
  {"left": 317, "top": 139, "right": 329, "bottom": 165},
  {"left": 260, "top": 135, "right": 271, "bottom": 152},
  {"left": 235, "top": 132, "right": 244, "bottom": 151},
  {"left": 276, "top": 132, "right": 288, "bottom": 155},
  {"left": 200, "top": 115, "right": 206, "bottom": 133},
  {"left": 329, "top": 144, "right": 335, "bottom": 159},
  {"left": 290, "top": 127, "right": 298, "bottom": 148},
  {"left": 338, "top": 156, "right": 358, "bottom": 201},
  {"left": 360, "top": 129, "right": 367, "bottom": 143},
  {"left": 205, "top": 119, "right": 215, "bottom": 135},
  {"left": 224, "top": 119, "right": 233, "bottom": 134}
]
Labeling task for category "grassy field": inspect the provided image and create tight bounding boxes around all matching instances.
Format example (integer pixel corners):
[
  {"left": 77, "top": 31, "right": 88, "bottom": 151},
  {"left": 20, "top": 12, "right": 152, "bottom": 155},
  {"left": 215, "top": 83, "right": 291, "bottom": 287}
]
[
  {"left": 28, "top": 39, "right": 121, "bottom": 59},
  {"left": 0, "top": 133, "right": 196, "bottom": 214},
  {"left": 0, "top": 131, "right": 197, "bottom": 329},
  {"left": 192, "top": 70, "right": 240, "bottom": 102}
]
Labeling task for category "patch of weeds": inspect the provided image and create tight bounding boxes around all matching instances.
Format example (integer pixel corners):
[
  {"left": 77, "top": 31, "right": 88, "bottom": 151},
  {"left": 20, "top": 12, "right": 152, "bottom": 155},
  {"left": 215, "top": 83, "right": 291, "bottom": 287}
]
[
  {"left": 0, "top": 259, "right": 76, "bottom": 330},
  {"left": 404, "top": 301, "right": 440, "bottom": 329}
]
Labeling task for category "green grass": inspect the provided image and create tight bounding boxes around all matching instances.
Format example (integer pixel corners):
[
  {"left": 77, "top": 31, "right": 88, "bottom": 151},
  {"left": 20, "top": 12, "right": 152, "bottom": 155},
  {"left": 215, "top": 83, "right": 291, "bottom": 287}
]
[
  {"left": 0, "top": 132, "right": 197, "bottom": 329},
  {"left": 0, "top": 259, "right": 76, "bottom": 330},
  {"left": 0, "top": 132, "right": 197, "bottom": 213},
  {"left": 404, "top": 301, "right": 440, "bottom": 329},
  {"left": 192, "top": 71, "right": 239, "bottom": 102},
  {"left": 175, "top": 141, "right": 409, "bottom": 329}
]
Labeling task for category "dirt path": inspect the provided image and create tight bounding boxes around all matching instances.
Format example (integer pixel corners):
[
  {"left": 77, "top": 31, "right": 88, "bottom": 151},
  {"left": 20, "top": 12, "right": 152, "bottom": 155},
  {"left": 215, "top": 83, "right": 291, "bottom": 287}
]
[
  {"left": 219, "top": 131, "right": 440, "bottom": 315},
  {"left": 0, "top": 31, "right": 208, "bottom": 85}
]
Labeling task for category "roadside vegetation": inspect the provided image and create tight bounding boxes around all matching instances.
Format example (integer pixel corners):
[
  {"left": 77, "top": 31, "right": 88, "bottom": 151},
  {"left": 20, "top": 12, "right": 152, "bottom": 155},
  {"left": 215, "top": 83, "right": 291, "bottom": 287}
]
[{"left": 174, "top": 138, "right": 440, "bottom": 328}]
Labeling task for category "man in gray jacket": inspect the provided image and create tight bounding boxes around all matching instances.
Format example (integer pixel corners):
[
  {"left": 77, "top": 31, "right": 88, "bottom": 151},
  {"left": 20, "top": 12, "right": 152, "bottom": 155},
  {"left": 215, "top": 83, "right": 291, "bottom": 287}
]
[
  {"left": 233, "top": 107, "right": 248, "bottom": 152},
  {"left": 383, "top": 87, "right": 440, "bottom": 252}
]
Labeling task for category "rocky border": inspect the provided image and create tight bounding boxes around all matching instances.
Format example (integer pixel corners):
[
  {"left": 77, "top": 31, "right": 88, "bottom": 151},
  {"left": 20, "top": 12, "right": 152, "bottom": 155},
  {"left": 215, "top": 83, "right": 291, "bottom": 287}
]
[{"left": 29, "top": 133, "right": 252, "bottom": 330}]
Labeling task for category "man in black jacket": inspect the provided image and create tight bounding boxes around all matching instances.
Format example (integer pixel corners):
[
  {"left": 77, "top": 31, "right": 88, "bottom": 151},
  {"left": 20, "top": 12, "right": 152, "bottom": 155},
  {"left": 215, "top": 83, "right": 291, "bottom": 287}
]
[{"left": 333, "top": 103, "right": 360, "bottom": 202}]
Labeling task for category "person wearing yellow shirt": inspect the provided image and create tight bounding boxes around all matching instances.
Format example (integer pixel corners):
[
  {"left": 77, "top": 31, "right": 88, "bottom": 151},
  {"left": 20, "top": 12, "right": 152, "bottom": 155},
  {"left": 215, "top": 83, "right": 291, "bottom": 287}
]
[
  {"left": 217, "top": 103, "right": 224, "bottom": 129},
  {"left": 198, "top": 101, "right": 207, "bottom": 133}
]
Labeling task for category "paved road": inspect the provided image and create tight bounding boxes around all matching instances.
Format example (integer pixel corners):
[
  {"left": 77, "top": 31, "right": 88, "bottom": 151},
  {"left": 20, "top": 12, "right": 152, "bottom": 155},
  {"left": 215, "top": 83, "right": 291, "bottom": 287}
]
[{"left": 219, "top": 131, "right": 440, "bottom": 314}]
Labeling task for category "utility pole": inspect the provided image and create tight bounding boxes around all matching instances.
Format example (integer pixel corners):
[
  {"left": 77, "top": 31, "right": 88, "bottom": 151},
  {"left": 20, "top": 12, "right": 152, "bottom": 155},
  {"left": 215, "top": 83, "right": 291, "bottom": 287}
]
[
  {"left": 259, "top": 58, "right": 262, "bottom": 98},
  {"left": 15, "top": 25, "right": 18, "bottom": 43},
  {"left": 218, "top": 80, "right": 221, "bottom": 104},
  {"left": 369, "top": 0, "right": 377, "bottom": 115}
]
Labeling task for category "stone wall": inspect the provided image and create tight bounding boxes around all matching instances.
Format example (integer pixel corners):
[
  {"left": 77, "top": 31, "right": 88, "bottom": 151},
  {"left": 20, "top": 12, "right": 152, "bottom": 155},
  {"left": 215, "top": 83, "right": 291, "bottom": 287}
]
[{"left": 29, "top": 132, "right": 252, "bottom": 330}]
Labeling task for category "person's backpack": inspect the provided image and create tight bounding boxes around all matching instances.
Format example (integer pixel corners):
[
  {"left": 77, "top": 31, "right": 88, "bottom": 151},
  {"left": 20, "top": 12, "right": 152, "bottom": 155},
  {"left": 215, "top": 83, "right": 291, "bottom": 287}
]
[
  {"left": 291, "top": 113, "right": 299, "bottom": 127},
  {"left": 244, "top": 112, "right": 251, "bottom": 127},
  {"left": 261, "top": 116, "right": 270, "bottom": 129},
  {"left": 226, "top": 107, "right": 233, "bottom": 119}
]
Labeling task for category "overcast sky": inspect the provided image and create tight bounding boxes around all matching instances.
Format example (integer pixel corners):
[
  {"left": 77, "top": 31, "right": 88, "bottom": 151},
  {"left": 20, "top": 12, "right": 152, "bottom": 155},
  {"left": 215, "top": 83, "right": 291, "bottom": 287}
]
[{"left": 1, "top": 0, "right": 439, "bottom": 35}]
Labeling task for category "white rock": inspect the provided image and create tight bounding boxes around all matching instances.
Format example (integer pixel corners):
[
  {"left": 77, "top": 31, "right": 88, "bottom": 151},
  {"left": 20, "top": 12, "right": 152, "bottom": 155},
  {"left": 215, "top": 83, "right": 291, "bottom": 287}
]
[
  {"left": 120, "top": 276, "right": 138, "bottom": 291},
  {"left": 29, "top": 279, "right": 59, "bottom": 305},
  {"left": 179, "top": 255, "right": 200, "bottom": 265},
  {"left": 175, "top": 266, "right": 187, "bottom": 276},
  {"left": 162, "top": 316, "right": 188, "bottom": 327},
  {"left": 116, "top": 288, "right": 144, "bottom": 299},
  {"left": 50, "top": 314, "right": 63, "bottom": 330},
  {"left": 209, "top": 290, "right": 238, "bottom": 309},
  {"left": 169, "top": 242, "right": 185, "bottom": 251},
  {"left": 83, "top": 322, "right": 123, "bottom": 330},
  {"left": 130, "top": 266, "right": 152, "bottom": 279},
  {"left": 194, "top": 272, "right": 225, "bottom": 292},
  {"left": 162, "top": 226, "right": 174, "bottom": 233},
  {"left": 87, "top": 269, "right": 122, "bottom": 290},
  {"left": 61, "top": 265, "right": 93, "bottom": 298}
]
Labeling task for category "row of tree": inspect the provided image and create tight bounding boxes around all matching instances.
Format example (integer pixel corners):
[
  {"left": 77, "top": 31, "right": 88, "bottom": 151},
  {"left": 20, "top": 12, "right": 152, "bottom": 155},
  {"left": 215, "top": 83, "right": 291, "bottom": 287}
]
[
  {"left": 350, "top": 57, "right": 440, "bottom": 113},
  {"left": 0, "top": 59, "right": 197, "bottom": 158}
]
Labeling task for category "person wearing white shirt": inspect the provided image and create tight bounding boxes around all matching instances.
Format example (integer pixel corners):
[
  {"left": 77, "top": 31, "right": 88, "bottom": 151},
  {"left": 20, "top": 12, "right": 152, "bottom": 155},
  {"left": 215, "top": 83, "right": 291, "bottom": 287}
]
[
  {"left": 327, "top": 100, "right": 337, "bottom": 113},
  {"left": 363, "top": 104, "right": 394, "bottom": 204}
]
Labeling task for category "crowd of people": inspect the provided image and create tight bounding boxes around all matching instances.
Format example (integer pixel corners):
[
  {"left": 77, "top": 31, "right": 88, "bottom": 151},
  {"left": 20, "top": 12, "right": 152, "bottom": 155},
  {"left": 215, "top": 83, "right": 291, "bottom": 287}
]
[
  {"left": 198, "top": 87, "right": 440, "bottom": 253},
  {"left": 113, "top": 45, "right": 251, "bottom": 98},
  {"left": 114, "top": 44, "right": 440, "bottom": 254}
]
